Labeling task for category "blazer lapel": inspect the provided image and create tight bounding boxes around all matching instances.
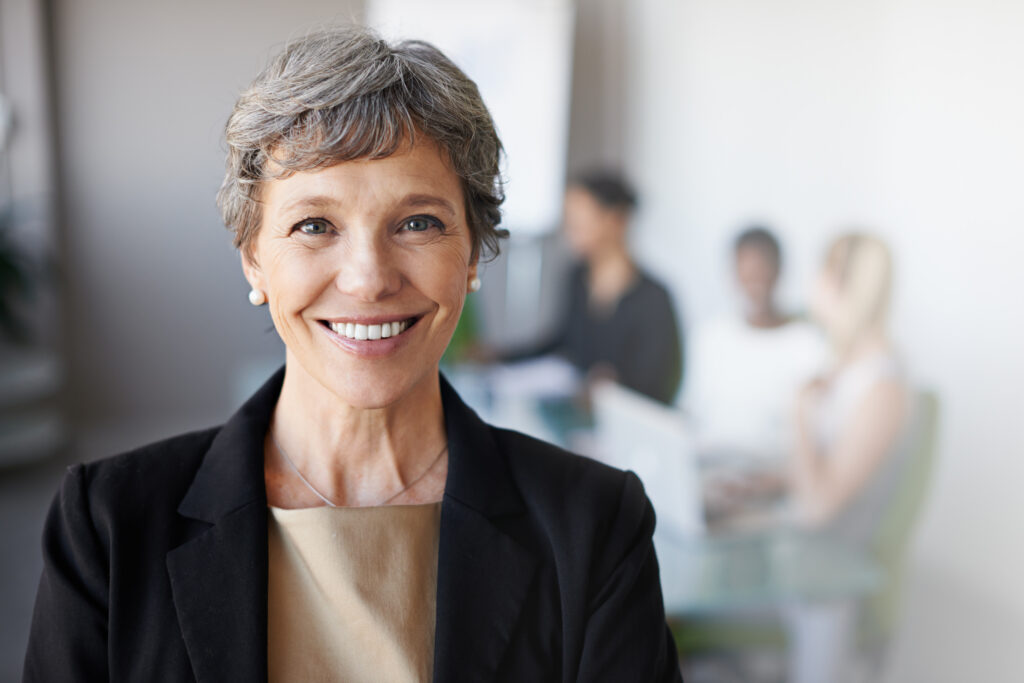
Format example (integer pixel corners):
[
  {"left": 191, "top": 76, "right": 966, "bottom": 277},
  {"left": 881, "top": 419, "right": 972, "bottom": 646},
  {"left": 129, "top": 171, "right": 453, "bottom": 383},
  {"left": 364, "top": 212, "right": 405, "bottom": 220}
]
[
  {"left": 166, "top": 502, "right": 268, "bottom": 683},
  {"left": 166, "top": 369, "right": 283, "bottom": 683},
  {"left": 433, "top": 378, "right": 538, "bottom": 681}
]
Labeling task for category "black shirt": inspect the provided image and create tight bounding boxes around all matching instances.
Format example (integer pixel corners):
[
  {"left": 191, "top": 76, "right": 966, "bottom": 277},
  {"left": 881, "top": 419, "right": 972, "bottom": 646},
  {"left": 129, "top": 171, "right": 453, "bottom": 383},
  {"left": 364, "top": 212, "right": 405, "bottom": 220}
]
[{"left": 514, "top": 264, "right": 684, "bottom": 404}]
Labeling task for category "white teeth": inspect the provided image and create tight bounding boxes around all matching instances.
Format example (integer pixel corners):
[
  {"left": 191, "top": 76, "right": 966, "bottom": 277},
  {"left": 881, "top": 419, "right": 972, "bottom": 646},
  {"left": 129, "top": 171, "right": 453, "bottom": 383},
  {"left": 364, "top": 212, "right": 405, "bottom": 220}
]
[{"left": 328, "top": 318, "right": 412, "bottom": 340}]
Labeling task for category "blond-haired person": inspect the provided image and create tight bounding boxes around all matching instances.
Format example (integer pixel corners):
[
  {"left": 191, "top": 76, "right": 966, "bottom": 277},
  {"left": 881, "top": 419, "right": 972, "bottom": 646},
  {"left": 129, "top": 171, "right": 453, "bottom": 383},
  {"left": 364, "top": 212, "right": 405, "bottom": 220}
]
[
  {"left": 24, "top": 28, "right": 681, "bottom": 682},
  {"left": 792, "top": 233, "right": 910, "bottom": 532},
  {"left": 787, "top": 232, "right": 912, "bottom": 683}
]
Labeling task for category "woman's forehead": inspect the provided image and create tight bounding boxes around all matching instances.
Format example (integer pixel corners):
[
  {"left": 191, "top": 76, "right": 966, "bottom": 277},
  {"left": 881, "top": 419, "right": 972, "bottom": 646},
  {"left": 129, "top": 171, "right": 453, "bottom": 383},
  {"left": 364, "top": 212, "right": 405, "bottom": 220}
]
[{"left": 264, "top": 140, "right": 464, "bottom": 215}]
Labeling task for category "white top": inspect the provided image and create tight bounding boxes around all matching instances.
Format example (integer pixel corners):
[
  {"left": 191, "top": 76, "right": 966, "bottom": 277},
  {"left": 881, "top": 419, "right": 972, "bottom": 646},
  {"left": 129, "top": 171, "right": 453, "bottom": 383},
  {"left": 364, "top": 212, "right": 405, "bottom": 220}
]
[
  {"left": 807, "top": 351, "right": 911, "bottom": 546},
  {"left": 814, "top": 353, "right": 904, "bottom": 449},
  {"left": 684, "top": 315, "right": 827, "bottom": 462}
]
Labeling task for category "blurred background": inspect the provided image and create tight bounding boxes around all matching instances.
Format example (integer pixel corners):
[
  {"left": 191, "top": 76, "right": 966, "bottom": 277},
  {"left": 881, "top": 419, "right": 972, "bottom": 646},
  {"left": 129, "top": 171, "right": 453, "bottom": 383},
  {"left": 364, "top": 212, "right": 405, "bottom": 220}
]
[{"left": 1, "top": 0, "right": 1022, "bottom": 681}]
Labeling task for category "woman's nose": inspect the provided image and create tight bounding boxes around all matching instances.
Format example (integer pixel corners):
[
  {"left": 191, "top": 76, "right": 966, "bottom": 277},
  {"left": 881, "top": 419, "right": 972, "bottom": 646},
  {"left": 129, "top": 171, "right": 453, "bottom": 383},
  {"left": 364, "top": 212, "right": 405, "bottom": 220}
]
[{"left": 333, "top": 235, "right": 402, "bottom": 302}]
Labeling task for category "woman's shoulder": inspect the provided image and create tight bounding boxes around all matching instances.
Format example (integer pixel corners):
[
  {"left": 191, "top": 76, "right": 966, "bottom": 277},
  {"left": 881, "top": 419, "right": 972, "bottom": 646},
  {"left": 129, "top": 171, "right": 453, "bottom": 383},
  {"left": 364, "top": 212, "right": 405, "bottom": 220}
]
[
  {"left": 489, "top": 426, "right": 653, "bottom": 537},
  {"left": 68, "top": 426, "right": 221, "bottom": 508},
  {"left": 491, "top": 424, "right": 620, "bottom": 477}
]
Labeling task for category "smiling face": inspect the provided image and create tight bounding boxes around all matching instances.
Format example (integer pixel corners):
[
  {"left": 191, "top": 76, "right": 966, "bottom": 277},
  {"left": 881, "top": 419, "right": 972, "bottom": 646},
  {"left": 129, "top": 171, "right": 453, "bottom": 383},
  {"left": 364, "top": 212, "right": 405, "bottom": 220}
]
[
  {"left": 242, "top": 138, "right": 476, "bottom": 409},
  {"left": 735, "top": 244, "right": 780, "bottom": 314}
]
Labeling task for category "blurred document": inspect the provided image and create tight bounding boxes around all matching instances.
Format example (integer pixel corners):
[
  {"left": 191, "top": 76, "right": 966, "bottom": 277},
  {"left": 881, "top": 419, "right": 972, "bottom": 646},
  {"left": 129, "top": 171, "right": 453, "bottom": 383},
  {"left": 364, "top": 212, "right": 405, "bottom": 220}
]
[{"left": 488, "top": 356, "right": 580, "bottom": 400}]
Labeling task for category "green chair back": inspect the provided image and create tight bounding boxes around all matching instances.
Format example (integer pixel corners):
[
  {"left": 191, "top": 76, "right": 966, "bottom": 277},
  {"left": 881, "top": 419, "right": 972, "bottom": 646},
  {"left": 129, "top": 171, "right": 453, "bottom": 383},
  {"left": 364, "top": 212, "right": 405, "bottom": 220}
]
[{"left": 861, "top": 390, "right": 941, "bottom": 644}]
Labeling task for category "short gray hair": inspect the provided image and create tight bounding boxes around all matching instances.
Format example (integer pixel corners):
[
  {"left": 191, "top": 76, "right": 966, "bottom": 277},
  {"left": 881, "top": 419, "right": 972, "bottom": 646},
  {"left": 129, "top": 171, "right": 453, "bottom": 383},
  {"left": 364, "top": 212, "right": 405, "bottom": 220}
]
[{"left": 217, "top": 26, "right": 507, "bottom": 259}]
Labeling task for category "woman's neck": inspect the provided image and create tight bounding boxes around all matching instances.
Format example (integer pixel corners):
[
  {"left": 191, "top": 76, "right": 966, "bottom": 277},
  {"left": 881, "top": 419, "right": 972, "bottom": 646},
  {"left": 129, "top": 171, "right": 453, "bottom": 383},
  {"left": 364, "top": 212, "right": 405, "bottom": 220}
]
[
  {"left": 745, "top": 304, "right": 788, "bottom": 329},
  {"left": 268, "top": 357, "right": 447, "bottom": 507},
  {"left": 586, "top": 245, "right": 636, "bottom": 310}
]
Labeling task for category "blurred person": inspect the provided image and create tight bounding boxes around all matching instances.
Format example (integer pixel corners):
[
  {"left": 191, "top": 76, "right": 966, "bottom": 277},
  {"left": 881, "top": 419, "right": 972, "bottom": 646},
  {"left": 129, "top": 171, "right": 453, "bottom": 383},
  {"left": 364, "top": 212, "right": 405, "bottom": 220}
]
[
  {"left": 504, "top": 170, "right": 683, "bottom": 404},
  {"left": 686, "top": 226, "right": 826, "bottom": 466},
  {"left": 786, "top": 232, "right": 912, "bottom": 683},
  {"left": 791, "top": 232, "right": 910, "bottom": 533},
  {"left": 23, "top": 28, "right": 681, "bottom": 682}
]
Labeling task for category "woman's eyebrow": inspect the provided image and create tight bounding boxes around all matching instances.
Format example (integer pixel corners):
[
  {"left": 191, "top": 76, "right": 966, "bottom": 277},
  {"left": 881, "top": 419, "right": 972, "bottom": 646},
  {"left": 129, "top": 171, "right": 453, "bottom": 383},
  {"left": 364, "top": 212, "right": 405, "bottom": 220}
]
[
  {"left": 277, "top": 193, "right": 458, "bottom": 218},
  {"left": 278, "top": 195, "right": 336, "bottom": 216},
  {"left": 400, "top": 194, "right": 457, "bottom": 217}
]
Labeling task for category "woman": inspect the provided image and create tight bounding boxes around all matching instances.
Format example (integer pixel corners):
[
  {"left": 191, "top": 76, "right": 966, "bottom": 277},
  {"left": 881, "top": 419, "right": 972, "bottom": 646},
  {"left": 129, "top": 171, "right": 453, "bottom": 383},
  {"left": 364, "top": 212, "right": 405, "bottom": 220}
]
[
  {"left": 686, "top": 226, "right": 826, "bottom": 463},
  {"left": 786, "top": 232, "right": 912, "bottom": 683},
  {"left": 24, "top": 28, "right": 681, "bottom": 682},
  {"left": 791, "top": 232, "right": 910, "bottom": 533},
  {"left": 506, "top": 170, "right": 683, "bottom": 405}
]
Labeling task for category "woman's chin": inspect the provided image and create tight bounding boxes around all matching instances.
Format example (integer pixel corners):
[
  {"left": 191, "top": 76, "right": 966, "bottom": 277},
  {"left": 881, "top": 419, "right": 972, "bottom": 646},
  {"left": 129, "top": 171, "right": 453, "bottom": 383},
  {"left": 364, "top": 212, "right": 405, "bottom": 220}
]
[{"left": 320, "top": 363, "right": 437, "bottom": 411}]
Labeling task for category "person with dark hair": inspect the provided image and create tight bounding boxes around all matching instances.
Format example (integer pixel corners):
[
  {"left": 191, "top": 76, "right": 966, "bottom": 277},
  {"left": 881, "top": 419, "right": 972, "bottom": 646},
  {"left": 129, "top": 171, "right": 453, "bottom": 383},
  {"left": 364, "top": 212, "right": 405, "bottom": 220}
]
[
  {"left": 572, "top": 169, "right": 640, "bottom": 212},
  {"left": 685, "top": 225, "right": 825, "bottom": 464},
  {"left": 733, "top": 226, "right": 785, "bottom": 328},
  {"left": 503, "top": 170, "right": 683, "bottom": 405}
]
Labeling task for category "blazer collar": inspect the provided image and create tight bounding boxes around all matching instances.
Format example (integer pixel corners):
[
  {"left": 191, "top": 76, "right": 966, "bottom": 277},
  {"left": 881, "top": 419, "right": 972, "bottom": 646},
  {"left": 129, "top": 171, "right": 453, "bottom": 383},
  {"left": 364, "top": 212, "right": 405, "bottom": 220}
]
[
  {"left": 434, "top": 376, "right": 536, "bottom": 680},
  {"left": 171, "top": 366, "right": 536, "bottom": 682},
  {"left": 438, "top": 374, "right": 525, "bottom": 517},
  {"left": 167, "top": 370, "right": 281, "bottom": 683},
  {"left": 178, "top": 366, "right": 527, "bottom": 521},
  {"left": 176, "top": 368, "right": 282, "bottom": 522}
]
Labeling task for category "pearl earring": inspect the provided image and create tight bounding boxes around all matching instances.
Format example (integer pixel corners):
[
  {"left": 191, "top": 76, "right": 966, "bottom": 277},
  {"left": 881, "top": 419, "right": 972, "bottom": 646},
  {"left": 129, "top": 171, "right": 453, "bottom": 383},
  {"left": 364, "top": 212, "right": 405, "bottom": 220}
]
[
  {"left": 248, "top": 289, "right": 266, "bottom": 306},
  {"left": 469, "top": 277, "right": 482, "bottom": 292}
]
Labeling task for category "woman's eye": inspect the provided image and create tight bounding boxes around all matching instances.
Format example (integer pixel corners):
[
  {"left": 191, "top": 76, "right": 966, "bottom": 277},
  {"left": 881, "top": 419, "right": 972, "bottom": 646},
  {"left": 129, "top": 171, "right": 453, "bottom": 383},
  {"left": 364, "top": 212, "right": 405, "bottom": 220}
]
[
  {"left": 295, "top": 219, "right": 330, "bottom": 235},
  {"left": 401, "top": 216, "right": 443, "bottom": 233}
]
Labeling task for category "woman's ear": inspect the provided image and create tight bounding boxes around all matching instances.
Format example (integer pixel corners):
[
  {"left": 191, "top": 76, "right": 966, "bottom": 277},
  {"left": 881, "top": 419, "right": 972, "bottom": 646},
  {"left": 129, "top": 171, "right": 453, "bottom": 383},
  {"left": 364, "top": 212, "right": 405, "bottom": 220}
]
[
  {"left": 240, "top": 250, "right": 264, "bottom": 293},
  {"left": 467, "top": 261, "right": 482, "bottom": 293}
]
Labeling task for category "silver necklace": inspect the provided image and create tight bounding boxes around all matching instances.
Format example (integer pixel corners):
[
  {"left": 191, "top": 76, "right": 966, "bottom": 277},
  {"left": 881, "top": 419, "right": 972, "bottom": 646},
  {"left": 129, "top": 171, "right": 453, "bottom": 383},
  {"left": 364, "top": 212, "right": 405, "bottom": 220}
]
[{"left": 270, "top": 431, "right": 447, "bottom": 507}]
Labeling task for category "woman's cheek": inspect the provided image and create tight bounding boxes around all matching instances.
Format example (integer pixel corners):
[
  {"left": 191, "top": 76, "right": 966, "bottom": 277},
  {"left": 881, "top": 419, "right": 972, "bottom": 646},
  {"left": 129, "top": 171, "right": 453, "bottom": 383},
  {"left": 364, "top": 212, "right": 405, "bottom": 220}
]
[{"left": 810, "top": 275, "right": 837, "bottom": 326}]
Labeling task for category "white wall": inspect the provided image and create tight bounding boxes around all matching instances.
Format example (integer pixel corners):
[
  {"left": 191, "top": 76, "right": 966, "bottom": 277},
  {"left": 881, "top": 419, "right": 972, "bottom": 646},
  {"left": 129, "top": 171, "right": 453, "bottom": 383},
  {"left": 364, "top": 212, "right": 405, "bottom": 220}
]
[{"left": 623, "top": 0, "right": 1024, "bottom": 679}]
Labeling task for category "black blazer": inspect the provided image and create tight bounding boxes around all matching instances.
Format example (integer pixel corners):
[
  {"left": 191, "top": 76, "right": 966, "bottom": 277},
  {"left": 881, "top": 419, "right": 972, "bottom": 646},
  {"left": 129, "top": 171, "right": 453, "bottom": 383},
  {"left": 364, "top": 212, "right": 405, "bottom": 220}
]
[{"left": 24, "top": 369, "right": 682, "bottom": 682}]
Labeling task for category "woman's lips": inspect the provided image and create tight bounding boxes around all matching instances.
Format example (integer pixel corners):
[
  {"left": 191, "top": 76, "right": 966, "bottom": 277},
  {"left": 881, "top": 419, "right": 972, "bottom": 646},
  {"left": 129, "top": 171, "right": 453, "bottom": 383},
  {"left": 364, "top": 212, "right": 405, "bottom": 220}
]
[{"left": 318, "top": 316, "right": 422, "bottom": 356}]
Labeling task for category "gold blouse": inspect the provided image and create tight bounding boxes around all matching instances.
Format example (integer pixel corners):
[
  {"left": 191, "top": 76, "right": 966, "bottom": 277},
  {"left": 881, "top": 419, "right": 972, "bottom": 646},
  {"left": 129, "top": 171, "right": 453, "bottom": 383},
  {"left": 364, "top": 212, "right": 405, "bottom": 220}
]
[{"left": 267, "top": 503, "right": 442, "bottom": 682}]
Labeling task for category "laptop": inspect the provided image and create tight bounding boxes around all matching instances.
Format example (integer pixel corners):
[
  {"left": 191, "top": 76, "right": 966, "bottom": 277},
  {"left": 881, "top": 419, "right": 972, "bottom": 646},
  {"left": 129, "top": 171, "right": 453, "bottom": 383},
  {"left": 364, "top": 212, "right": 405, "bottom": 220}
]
[{"left": 590, "top": 381, "right": 705, "bottom": 539}]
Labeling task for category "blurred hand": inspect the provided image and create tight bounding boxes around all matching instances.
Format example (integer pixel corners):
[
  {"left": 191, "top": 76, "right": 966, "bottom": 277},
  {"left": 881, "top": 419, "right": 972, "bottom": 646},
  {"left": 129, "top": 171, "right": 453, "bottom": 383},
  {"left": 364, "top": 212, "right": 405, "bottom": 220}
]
[
  {"left": 579, "top": 363, "right": 619, "bottom": 411},
  {"left": 585, "top": 362, "right": 618, "bottom": 387}
]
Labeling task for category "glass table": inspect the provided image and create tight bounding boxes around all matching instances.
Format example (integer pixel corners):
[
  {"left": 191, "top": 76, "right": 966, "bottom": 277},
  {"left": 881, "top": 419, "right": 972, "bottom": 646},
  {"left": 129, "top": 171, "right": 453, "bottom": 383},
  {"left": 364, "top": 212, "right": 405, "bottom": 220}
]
[{"left": 656, "top": 527, "right": 881, "bottom": 617}]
